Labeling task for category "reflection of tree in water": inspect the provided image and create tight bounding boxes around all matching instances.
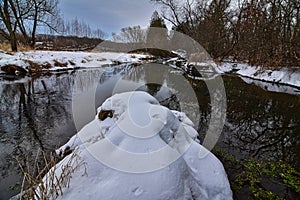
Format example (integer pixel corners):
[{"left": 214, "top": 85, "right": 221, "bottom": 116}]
[
  {"left": 181, "top": 75, "right": 300, "bottom": 167},
  {"left": 143, "top": 64, "right": 164, "bottom": 95},
  {"left": 99, "top": 65, "right": 300, "bottom": 167},
  {"left": 121, "top": 64, "right": 183, "bottom": 111},
  {"left": 100, "top": 63, "right": 299, "bottom": 166},
  {"left": 0, "top": 73, "right": 77, "bottom": 198},
  {"left": 145, "top": 83, "right": 161, "bottom": 96},
  {"left": 223, "top": 76, "right": 300, "bottom": 166},
  {"left": 120, "top": 64, "right": 201, "bottom": 130}
]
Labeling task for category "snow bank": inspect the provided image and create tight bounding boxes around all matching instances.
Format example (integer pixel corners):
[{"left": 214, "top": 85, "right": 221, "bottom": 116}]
[
  {"left": 45, "top": 91, "right": 232, "bottom": 200},
  {"left": 0, "top": 51, "right": 150, "bottom": 73},
  {"left": 217, "top": 62, "right": 300, "bottom": 88},
  {"left": 241, "top": 77, "right": 300, "bottom": 95}
]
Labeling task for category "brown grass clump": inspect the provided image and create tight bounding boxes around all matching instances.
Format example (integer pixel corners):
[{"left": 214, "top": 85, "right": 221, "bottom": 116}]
[
  {"left": 25, "top": 60, "right": 53, "bottom": 73},
  {"left": 0, "top": 42, "right": 11, "bottom": 52},
  {"left": 16, "top": 150, "right": 87, "bottom": 200},
  {"left": 53, "top": 60, "right": 68, "bottom": 67},
  {"left": 18, "top": 43, "right": 33, "bottom": 52},
  {"left": 42, "top": 62, "right": 53, "bottom": 69},
  {"left": 1, "top": 64, "right": 27, "bottom": 75},
  {"left": 25, "top": 60, "right": 42, "bottom": 74},
  {"left": 0, "top": 42, "right": 33, "bottom": 52}
]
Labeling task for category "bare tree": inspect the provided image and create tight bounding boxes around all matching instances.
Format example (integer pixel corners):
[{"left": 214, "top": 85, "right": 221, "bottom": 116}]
[
  {"left": 0, "top": 0, "right": 59, "bottom": 51},
  {"left": 28, "top": 0, "right": 59, "bottom": 47},
  {"left": 151, "top": 0, "right": 184, "bottom": 28},
  {"left": 152, "top": 0, "right": 300, "bottom": 67},
  {"left": 0, "top": 0, "right": 19, "bottom": 51},
  {"left": 152, "top": 0, "right": 232, "bottom": 59},
  {"left": 93, "top": 28, "right": 106, "bottom": 39},
  {"left": 112, "top": 25, "right": 145, "bottom": 43},
  {"left": 58, "top": 17, "right": 106, "bottom": 39}
]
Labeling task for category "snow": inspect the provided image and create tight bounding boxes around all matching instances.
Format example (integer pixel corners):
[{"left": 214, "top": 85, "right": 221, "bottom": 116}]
[
  {"left": 2, "top": 50, "right": 298, "bottom": 90},
  {"left": 217, "top": 62, "right": 300, "bottom": 88},
  {"left": 0, "top": 51, "right": 150, "bottom": 72},
  {"left": 240, "top": 77, "right": 300, "bottom": 95},
  {"left": 42, "top": 91, "right": 232, "bottom": 200},
  {"left": 172, "top": 49, "right": 188, "bottom": 59},
  {"left": 0, "top": 52, "right": 27, "bottom": 68},
  {"left": 216, "top": 62, "right": 234, "bottom": 73}
]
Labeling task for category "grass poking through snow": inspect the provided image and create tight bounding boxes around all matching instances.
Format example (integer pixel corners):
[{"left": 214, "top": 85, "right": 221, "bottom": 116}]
[{"left": 16, "top": 149, "right": 87, "bottom": 200}]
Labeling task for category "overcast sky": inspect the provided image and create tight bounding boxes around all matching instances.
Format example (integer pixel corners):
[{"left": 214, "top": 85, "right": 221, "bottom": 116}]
[{"left": 60, "top": 0, "right": 159, "bottom": 36}]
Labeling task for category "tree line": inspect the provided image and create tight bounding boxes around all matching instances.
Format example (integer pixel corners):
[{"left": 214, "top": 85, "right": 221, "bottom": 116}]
[
  {"left": 111, "top": 11, "right": 169, "bottom": 45},
  {"left": 0, "top": 0, "right": 105, "bottom": 51},
  {"left": 56, "top": 17, "right": 106, "bottom": 39},
  {"left": 152, "top": 0, "right": 300, "bottom": 67}
]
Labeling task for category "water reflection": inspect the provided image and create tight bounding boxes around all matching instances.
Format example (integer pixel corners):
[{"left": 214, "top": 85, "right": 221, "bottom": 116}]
[
  {"left": 0, "top": 73, "right": 78, "bottom": 199},
  {"left": 0, "top": 65, "right": 299, "bottom": 199},
  {"left": 222, "top": 76, "right": 300, "bottom": 166},
  {"left": 96, "top": 65, "right": 300, "bottom": 166},
  {"left": 98, "top": 63, "right": 201, "bottom": 128}
]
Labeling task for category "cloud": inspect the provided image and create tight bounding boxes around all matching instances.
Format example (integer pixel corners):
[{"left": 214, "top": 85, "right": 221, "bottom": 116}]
[{"left": 60, "top": 0, "right": 158, "bottom": 34}]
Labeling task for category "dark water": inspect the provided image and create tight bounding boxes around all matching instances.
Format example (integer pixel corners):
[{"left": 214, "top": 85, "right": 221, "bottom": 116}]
[{"left": 0, "top": 64, "right": 299, "bottom": 199}]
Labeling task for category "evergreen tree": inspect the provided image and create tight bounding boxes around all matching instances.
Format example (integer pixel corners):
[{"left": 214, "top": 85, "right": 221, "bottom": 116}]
[
  {"left": 147, "top": 11, "right": 168, "bottom": 48},
  {"left": 149, "top": 11, "right": 167, "bottom": 28}
]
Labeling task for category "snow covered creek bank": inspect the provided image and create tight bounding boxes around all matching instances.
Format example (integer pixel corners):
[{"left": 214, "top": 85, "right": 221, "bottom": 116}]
[
  {"left": 0, "top": 52, "right": 300, "bottom": 199},
  {"left": 0, "top": 50, "right": 299, "bottom": 94},
  {"left": 217, "top": 62, "right": 300, "bottom": 95}
]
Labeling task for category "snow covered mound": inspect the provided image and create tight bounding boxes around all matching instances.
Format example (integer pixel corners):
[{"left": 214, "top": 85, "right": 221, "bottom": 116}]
[{"left": 51, "top": 91, "right": 232, "bottom": 200}]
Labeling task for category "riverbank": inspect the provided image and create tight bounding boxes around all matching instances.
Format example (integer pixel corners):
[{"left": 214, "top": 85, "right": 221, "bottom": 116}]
[
  {"left": 217, "top": 62, "right": 300, "bottom": 88},
  {"left": 1, "top": 50, "right": 300, "bottom": 92},
  {"left": 0, "top": 50, "right": 151, "bottom": 75}
]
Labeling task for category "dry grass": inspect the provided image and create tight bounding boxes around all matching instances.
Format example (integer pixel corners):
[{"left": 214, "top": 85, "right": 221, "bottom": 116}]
[
  {"left": 16, "top": 149, "right": 87, "bottom": 200},
  {"left": 25, "top": 60, "right": 53, "bottom": 74},
  {"left": 53, "top": 60, "right": 68, "bottom": 67},
  {"left": 0, "top": 42, "right": 11, "bottom": 52},
  {"left": 42, "top": 62, "right": 53, "bottom": 69},
  {"left": 18, "top": 43, "right": 33, "bottom": 52},
  {"left": 1, "top": 64, "right": 27, "bottom": 75},
  {"left": 25, "top": 60, "right": 42, "bottom": 74},
  {"left": 0, "top": 42, "right": 33, "bottom": 52}
]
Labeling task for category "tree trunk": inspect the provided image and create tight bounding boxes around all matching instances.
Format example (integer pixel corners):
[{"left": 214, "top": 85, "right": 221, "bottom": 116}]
[
  {"left": 2, "top": 0, "right": 18, "bottom": 51},
  {"left": 290, "top": 8, "right": 300, "bottom": 59},
  {"left": 10, "top": 32, "right": 18, "bottom": 51},
  {"left": 31, "top": 3, "right": 39, "bottom": 48}
]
